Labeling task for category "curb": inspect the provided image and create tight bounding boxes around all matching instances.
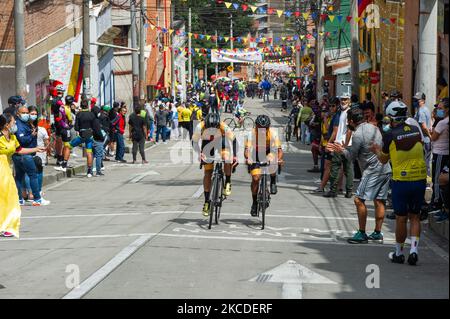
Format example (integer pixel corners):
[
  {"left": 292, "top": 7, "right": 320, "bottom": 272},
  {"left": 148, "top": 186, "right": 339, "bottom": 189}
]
[
  {"left": 428, "top": 216, "right": 449, "bottom": 240},
  {"left": 42, "top": 141, "right": 156, "bottom": 189}
]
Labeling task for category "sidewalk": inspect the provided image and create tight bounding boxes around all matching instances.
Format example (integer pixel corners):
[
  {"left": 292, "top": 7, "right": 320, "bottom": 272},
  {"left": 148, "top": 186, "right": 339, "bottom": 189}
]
[{"left": 42, "top": 140, "right": 155, "bottom": 188}]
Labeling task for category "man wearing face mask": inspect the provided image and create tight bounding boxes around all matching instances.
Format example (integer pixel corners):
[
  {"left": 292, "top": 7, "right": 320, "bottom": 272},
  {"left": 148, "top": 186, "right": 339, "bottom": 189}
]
[
  {"left": 327, "top": 108, "right": 392, "bottom": 243},
  {"left": 413, "top": 92, "right": 432, "bottom": 177},
  {"left": 12, "top": 106, "right": 50, "bottom": 206},
  {"left": 323, "top": 93, "right": 354, "bottom": 198}
]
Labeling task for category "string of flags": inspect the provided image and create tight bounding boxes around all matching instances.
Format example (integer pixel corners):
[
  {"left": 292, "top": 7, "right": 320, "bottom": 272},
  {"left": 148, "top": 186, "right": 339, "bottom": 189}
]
[{"left": 220, "top": 1, "right": 404, "bottom": 26}]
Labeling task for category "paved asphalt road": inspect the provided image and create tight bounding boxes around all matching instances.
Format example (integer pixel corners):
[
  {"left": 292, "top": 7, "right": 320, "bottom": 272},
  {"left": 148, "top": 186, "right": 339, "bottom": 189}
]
[{"left": 0, "top": 98, "right": 448, "bottom": 299}]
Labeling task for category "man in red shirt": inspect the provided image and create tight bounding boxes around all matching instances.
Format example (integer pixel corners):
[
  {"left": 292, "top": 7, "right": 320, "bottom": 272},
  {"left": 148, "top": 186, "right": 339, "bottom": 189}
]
[{"left": 112, "top": 105, "right": 127, "bottom": 163}]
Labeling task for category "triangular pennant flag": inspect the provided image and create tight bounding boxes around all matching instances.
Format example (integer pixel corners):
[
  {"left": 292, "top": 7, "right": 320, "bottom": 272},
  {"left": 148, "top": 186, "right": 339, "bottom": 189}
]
[
  {"left": 224, "top": 2, "right": 232, "bottom": 9},
  {"left": 285, "top": 11, "right": 291, "bottom": 17},
  {"left": 319, "top": 32, "right": 324, "bottom": 36},
  {"left": 195, "top": 48, "right": 200, "bottom": 53},
  {"left": 320, "top": 14, "right": 328, "bottom": 21},
  {"left": 399, "top": 18, "right": 405, "bottom": 25},
  {"left": 277, "top": 10, "right": 283, "bottom": 18},
  {"left": 224, "top": 37, "right": 229, "bottom": 42},
  {"left": 250, "top": 6, "right": 257, "bottom": 12},
  {"left": 329, "top": 15, "right": 335, "bottom": 22},
  {"left": 199, "top": 34, "right": 205, "bottom": 39},
  {"left": 346, "top": 16, "right": 352, "bottom": 22},
  {"left": 233, "top": 3, "right": 239, "bottom": 10},
  {"left": 267, "top": 8, "right": 274, "bottom": 15},
  {"left": 300, "top": 35, "right": 305, "bottom": 40},
  {"left": 242, "top": 4, "right": 248, "bottom": 11},
  {"left": 390, "top": 18, "right": 396, "bottom": 24},
  {"left": 307, "top": 44, "right": 311, "bottom": 48},
  {"left": 150, "top": 24, "right": 155, "bottom": 30},
  {"left": 302, "top": 12, "right": 309, "bottom": 20},
  {"left": 193, "top": 33, "right": 199, "bottom": 39},
  {"left": 363, "top": 17, "right": 367, "bottom": 24},
  {"left": 169, "top": 29, "right": 174, "bottom": 35},
  {"left": 354, "top": 17, "right": 360, "bottom": 24},
  {"left": 337, "top": 15, "right": 343, "bottom": 23},
  {"left": 188, "top": 32, "right": 192, "bottom": 38},
  {"left": 282, "top": 37, "right": 286, "bottom": 41},
  {"left": 206, "top": 35, "right": 211, "bottom": 40}
]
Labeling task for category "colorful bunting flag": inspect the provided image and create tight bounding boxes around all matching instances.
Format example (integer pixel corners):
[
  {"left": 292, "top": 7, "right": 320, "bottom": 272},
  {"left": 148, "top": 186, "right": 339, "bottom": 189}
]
[{"left": 224, "top": 2, "right": 232, "bottom": 9}]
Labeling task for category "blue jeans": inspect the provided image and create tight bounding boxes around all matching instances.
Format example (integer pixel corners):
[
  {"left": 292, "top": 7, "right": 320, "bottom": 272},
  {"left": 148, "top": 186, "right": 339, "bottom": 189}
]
[
  {"left": 12, "top": 154, "right": 41, "bottom": 201},
  {"left": 37, "top": 172, "right": 43, "bottom": 193},
  {"left": 93, "top": 140, "right": 104, "bottom": 172},
  {"left": 149, "top": 122, "right": 154, "bottom": 139},
  {"left": 156, "top": 126, "right": 168, "bottom": 142},
  {"left": 115, "top": 132, "right": 125, "bottom": 160}
]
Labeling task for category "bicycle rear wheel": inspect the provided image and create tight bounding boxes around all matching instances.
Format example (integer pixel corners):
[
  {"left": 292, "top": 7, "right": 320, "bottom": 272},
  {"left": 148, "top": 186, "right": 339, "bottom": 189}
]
[
  {"left": 258, "top": 175, "right": 267, "bottom": 230},
  {"left": 243, "top": 117, "right": 254, "bottom": 130},
  {"left": 285, "top": 125, "right": 292, "bottom": 142}
]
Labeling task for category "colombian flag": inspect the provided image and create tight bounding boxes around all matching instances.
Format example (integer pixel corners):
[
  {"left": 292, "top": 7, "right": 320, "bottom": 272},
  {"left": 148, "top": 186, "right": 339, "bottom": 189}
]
[
  {"left": 358, "top": 0, "right": 372, "bottom": 16},
  {"left": 0, "top": 155, "right": 21, "bottom": 238},
  {"left": 68, "top": 54, "right": 84, "bottom": 102}
]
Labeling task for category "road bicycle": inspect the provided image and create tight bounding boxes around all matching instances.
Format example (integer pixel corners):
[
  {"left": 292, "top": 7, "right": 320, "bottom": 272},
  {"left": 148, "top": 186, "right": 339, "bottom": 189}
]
[
  {"left": 223, "top": 112, "right": 254, "bottom": 131},
  {"left": 253, "top": 162, "right": 282, "bottom": 230},
  {"left": 200, "top": 160, "right": 226, "bottom": 229}
]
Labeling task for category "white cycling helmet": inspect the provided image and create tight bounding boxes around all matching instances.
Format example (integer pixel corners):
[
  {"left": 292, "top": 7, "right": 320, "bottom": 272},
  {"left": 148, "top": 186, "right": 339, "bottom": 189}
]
[{"left": 385, "top": 100, "right": 408, "bottom": 121}]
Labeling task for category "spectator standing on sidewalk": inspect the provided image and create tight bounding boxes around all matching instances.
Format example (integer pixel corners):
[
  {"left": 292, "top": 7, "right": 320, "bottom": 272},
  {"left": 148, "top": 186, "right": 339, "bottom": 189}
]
[
  {"left": 112, "top": 105, "right": 127, "bottom": 163},
  {"left": 430, "top": 98, "right": 449, "bottom": 222},
  {"left": 324, "top": 93, "right": 353, "bottom": 198},
  {"left": 328, "top": 107, "right": 392, "bottom": 244},
  {"left": 129, "top": 106, "right": 148, "bottom": 164},
  {"left": 98, "top": 105, "right": 111, "bottom": 162},
  {"left": 297, "top": 99, "right": 313, "bottom": 145},
  {"left": 107, "top": 102, "right": 120, "bottom": 158},
  {"left": 13, "top": 106, "right": 50, "bottom": 206},
  {"left": 413, "top": 92, "right": 432, "bottom": 177},
  {"left": 91, "top": 104, "right": 106, "bottom": 176},
  {"left": 154, "top": 104, "right": 170, "bottom": 144},
  {"left": 307, "top": 105, "right": 322, "bottom": 173}
]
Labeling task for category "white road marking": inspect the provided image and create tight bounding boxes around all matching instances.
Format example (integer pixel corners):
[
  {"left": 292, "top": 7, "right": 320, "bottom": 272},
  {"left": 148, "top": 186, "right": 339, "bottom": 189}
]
[
  {"left": 192, "top": 186, "right": 204, "bottom": 199},
  {"left": 62, "top": 234, "right": 153, "bottom": 299},
  {"left": 128, "top": 170, "right": 160, "bottom": 183},
  {"left": 249, "top": 260, "right": 336, "bottom": 299}
]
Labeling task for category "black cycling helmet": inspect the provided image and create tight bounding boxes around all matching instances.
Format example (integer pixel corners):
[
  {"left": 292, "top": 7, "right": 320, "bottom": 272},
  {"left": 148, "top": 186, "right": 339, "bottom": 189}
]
[
  {"left": 204, "top": 112, "right": 221, "bottom": 128},
  {"left": 65, "top": 95, "right": 75, "bottom": 105},
  {"left": 255, "top": 115, "right": 271, "bottom": 128},
  {"left": 8, "top": 95, "right": 26, "bottom": 106}
]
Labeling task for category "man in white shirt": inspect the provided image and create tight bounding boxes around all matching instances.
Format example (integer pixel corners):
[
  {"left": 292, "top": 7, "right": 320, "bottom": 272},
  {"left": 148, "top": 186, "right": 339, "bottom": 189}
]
[
  {"left": 413, "top": 92, "right": 432, "bottom": 176},
  {"left": 324, "top": 93, "right": 354, "bottom": 198}
]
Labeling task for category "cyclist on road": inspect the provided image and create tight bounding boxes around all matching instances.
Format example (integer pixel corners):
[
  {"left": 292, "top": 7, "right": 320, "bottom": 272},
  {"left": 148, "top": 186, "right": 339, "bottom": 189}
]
[
  {"left": 244, "top": 115, "right": 284, "bottom": 217},
  {"left": 192, "top": 113, "right": 238, "bottom": 217}
]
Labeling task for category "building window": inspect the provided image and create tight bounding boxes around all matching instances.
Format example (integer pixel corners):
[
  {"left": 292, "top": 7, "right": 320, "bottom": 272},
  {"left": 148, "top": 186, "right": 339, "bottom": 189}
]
[{"left": 100, "top": 74, "right": 105, "bottom": 106}]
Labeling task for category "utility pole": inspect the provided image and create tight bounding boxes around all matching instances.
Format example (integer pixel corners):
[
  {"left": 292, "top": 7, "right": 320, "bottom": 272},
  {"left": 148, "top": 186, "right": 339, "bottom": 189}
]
[
  {"left": 295, "top": 0, "right": 301, "bottom": 78},
  {"left": 170, "top": 3, "right": 176, "bottom": 100},
  {"left": 230, "top": 13, "right": 233, "bottom": 79},
  {"left": 130, "top": 0, "right": 139, "bottom": 108},
  {"left": 316, "top": 0, "right": 325, "bottom": 99},
  {"left": 139, "top": 0, "right": 146, "bottom": 102},
  {"left": 14, "top": 0, "right": 27, "bottom": 98},
  {"left": 350, "top": 0, "right": 360, "bottom": 96},
  {"left": 215, "top": 30, "right": 218, "bottom": 77},
  {"left": 188, "top": 7, "right": 192, "bottom": 84},
  {"left": 82, "top": 0, "right": 91, "bottom": 101}
]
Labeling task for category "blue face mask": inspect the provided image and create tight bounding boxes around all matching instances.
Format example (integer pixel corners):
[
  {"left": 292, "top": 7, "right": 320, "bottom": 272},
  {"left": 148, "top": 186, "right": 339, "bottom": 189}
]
[
  {"left": 383, "top": 124, "right": 391, "bottom": 132},
  {"left": 436, "top": 109, "right": 446, "bottom": 118},
  {"left": 9, "top": 124, "right": 18, "bottom": 134},
  {"left": 19, "top": 113, "right": 30, "bottom": 122},
  {"left": 30, "top": 115, "right": 38, "bottom": 121}
]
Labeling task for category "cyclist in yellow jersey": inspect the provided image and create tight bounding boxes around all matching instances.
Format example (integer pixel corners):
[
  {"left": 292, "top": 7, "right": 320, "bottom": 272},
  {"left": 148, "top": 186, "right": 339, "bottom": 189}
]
[
  {"left": 370, "top": 101, "right": 426, "bottom": 266},
  {"left": 244, "top": 115, "right": 284, "bottom": 216},
  {"left": 192, "top": 113, "right": 238, "bottom": 216}
]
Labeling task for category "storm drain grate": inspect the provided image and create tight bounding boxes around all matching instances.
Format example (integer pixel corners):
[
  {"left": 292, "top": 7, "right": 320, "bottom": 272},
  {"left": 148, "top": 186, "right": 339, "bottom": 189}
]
[{"left": 255, "top": 274, "right": 272, "bottom": 283}]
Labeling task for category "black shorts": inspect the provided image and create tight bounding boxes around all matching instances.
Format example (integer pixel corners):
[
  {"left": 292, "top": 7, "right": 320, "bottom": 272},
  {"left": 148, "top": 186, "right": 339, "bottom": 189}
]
[
  {"left": 60, "top": 128, "right": 71, "bottom": 142},
  {"left": 323, "top": 151, "right": 333, "bottom": 161}
]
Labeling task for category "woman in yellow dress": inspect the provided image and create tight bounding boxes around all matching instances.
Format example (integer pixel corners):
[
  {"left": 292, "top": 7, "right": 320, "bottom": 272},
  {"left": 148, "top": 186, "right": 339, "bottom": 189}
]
[{"left": 0, "top": 113, "right": 45, "bottom": 238}]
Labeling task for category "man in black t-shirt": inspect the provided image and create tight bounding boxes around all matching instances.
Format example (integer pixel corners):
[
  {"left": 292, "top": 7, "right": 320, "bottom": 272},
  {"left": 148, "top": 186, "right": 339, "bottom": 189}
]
[{"left": 128, "top": 106, "right": 148, "bottom": 164}]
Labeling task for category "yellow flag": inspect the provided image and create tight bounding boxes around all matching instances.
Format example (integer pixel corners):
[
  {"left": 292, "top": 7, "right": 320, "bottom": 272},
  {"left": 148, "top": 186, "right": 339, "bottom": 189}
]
[
  {"left": 277, "top": 10, "right": 283, "bottom": 18},
  {"left": 307, "top": 44, "right": 311, "bottom": 48},
  {"left": 329, "top": 15, "right": 335, "bottom": 22},
  {"left": 206, "top": 35, "right": 211, "bottom": 40},
  {"left": 224, "top": 2, "right": 232, "bottom": 9},
  {"left": 188, "top": 32, "right": 192, "bottom": 38},
  {"left": 282, "top": 37, "right": 286, "bottom": 41},
  {"left": 399, "top": 18, "right": 405, "bottom": 25},
  {"left": 224, "top": 37, "right": 229, "bottom": 42},
  {"left": 195, "top": 48, "right": 200, "bottom": 52},
  {"left": 302, "top": 12, "right": 309, "bottom": 20},
  {"left": 250, "top": 5, "right": 257, "bottom": 12},
  {"left": 169, "top": 29, "right": 174, "bottom": 35},
  {"left": 150, "top": 25, "right": 155, "bottom": 30},
  {"left": 354, "top": 17, "right": 360, "bottom": 24},
  {"left": 300, "top": 35, "right": 305, "bottom": 40}
]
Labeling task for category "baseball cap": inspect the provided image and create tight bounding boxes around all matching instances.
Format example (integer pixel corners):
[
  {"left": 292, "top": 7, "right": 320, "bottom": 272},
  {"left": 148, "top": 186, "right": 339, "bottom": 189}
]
[{"left": 413, "top": 92, "right": 426, "bottom": 100}]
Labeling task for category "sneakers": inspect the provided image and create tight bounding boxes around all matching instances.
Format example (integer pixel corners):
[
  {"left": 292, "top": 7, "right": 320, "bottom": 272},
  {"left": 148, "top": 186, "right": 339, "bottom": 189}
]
[
  {"left": 87, "top": 169, "right": 93, "bottom": 178},
  {"left": 250, "top": 203, "right": 258, "bottom": 217},
  {"left": 54, "top": 166, "right": 67, "bottom": 172},
  {"left": 0, "top": 231, "right": 14, "bottom": 238},
  {"left": 389, "top": 252, "right": 405, "bottom": 264},
  {"left": 224, "top": 182, "right": 232, "bottom": 196},
  {"left": 307, "top": 166, "right": 321, "bottom": 173},
  {"left": 32, "top": 198, "right": 51, "bottom": 206},
  {"left": 202, "top": 202, "right": 210, "bottom": 217},
  {"left": 117, "top": 159, "right": 127, "bottom": 163},
  {"left": 312, "top": 187, "right": 324, "bottom": 193},
  {"left": 347, "top": 231, "right": 369, "bottom": 244},
  {"left": 270, "top": 183, "right": 278, "bottom": 195},
  {"left": 96, "top": 172, "right": 105, "bottom": 176},
  {"left": 19, "top": 199, "right": 25, "bottom": 206},
  {"left": 323, "top": 191, "right": 337, "bottom": 198},
  {"left": 142, "top": 160, "right": 149, "bottom": 164},
  {"left": 407, "top": 252, "right": 419, "bottom": 266},
  {"left": 368, "top": 231, "right": 384, "bottom": 243}
]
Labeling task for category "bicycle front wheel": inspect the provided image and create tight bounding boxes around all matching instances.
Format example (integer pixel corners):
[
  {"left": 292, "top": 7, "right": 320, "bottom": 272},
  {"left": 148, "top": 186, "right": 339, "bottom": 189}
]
[
  {"left": 209, "top": 174, "right": 218, "bottom": 229},
  {"left": 243, "top": 117, "right": 255, "bottom": 130},
  {"left": 215, "top": 177, "right": 224, "bottom": 225},
  {"left": 285, "top": 125, "right": 292, "bottom": 142}
]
